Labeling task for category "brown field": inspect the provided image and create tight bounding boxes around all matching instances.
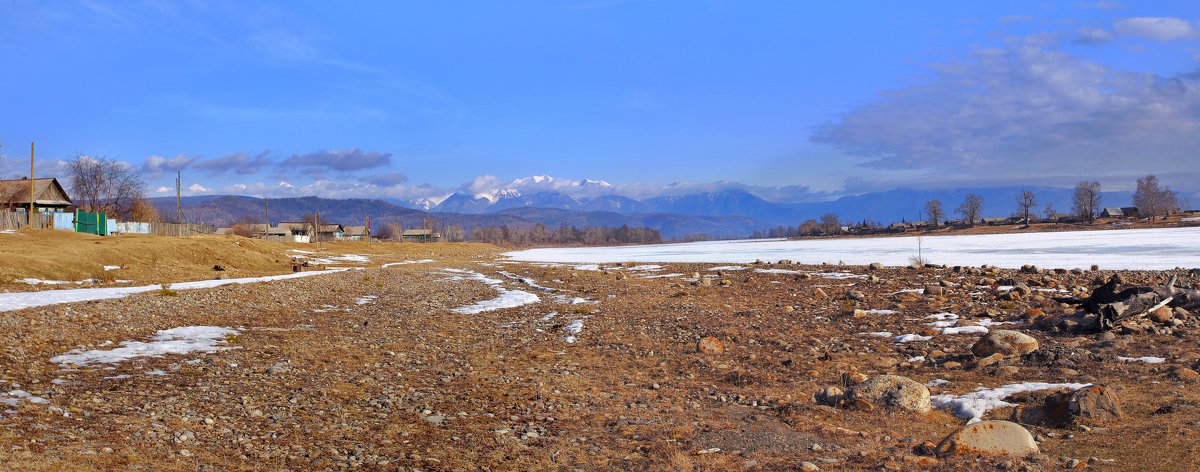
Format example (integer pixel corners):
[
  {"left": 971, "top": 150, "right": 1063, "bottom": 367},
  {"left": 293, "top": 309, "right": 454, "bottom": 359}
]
[{"left": 1, "top": 230, "right": 1198, "bottom": 471}]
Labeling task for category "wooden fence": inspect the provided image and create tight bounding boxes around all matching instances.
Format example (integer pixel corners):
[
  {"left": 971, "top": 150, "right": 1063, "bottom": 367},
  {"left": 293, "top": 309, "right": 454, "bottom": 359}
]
[
  {"left": 146, "top": 222, "right": 214, "bottom": 236},
  {"left": 0, "top": 210, "right": 52, "bottom": 229}
]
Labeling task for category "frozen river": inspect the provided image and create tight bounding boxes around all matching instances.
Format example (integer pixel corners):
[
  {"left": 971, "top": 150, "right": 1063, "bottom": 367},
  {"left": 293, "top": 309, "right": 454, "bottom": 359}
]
[{"left": 503, "top": 227, "right": 1200, "bottom": 271}]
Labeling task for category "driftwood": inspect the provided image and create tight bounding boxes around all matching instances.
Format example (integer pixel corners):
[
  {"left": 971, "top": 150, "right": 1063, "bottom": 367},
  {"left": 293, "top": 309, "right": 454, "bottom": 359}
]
[{"left": 1055, "top": 275, "right": 1200, "bottom": 332}]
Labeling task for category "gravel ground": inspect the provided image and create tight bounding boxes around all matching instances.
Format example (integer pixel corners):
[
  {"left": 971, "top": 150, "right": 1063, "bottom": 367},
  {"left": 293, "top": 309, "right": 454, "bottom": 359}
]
[{"left": 2, "top": 251, "right": 1200, "bottom": 471}]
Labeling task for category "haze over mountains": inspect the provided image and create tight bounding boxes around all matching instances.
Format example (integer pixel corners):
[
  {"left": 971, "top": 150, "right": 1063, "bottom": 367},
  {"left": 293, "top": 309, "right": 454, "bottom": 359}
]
[{"left": 152, "top": 175, "right": 1138, "bottom": 239}]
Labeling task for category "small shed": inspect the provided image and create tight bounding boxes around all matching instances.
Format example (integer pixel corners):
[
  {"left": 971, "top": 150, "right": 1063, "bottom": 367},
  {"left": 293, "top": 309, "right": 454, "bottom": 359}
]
[
  {"left": 0, "top": 177, "right": 73, "bottom": 211},
  {"left": 402, "top": 229, "right": 442, "bottom": 242},
  {"left": 342, "top": 225, "right": 369, "bottom": 241},
  {"left": 1101, "top": 207, "right": 1139, "bottom": 219}
]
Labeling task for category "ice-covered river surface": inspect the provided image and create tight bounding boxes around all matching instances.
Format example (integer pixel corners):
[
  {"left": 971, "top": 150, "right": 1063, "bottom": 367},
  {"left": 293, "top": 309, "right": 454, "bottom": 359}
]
[{"left": 504, "top": 227, "right": 1200, "bottom": 271}]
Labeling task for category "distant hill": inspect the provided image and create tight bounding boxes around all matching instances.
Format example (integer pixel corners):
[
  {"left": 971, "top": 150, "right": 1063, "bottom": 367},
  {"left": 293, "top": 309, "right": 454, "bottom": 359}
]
[
  {"left": 149, "top": 195, "right": 771, "bottom": 239},
  {"left": 150, "top": 185, "right": 1138, "bottom": 239}
]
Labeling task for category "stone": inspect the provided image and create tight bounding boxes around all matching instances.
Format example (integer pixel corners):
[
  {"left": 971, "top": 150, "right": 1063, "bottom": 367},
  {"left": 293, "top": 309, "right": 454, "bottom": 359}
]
[
  {"left": 1149, "top": 306, "right": 1174, "bottom": 324},
  {"left": 996, "top": 366, "right": 1020, "bottom": 377},
  {"left": 840, "top": 371, "right": 868, "bottom": 387},
  {"left": 846, "top": 374, "right": 930, "bottom": 414},
  {"left": 1069, "top": 384, "right": 1122, "bottom": 424},
  {"left": 422, "top": 414, "right": 445, "bottom": 426},
  {"left": 814, "top": 387, "right": 844, "bottom": 407},
  {"left": 1170, "top": 367, "right": 1200, "bottom": 383},
  {"left": 868, "top": 262, "right": 884, "bottom": 271},
  {"left": 976, "top": 353, "right": 1004, "bottom": 369},
  {"left": 935, "top": 420, "right": 1038, "bottom": 457},
  {"left": 846, "top": 290, "right": 865, "bottom": 300},
  {"left": 799, "top": 462, "right": 821, "bottom": 471},
  {"left": 697, "top": 336, "right": 725, "bottom": 354},
  {"left": 924, "top": 285, "right": 946, "bottom": 296},
  {"left": 971, "top": 330, "right": 1039, "bottom": 358},
  {"left": 813, "top": 288, "right": 827, "bottom": 298}
]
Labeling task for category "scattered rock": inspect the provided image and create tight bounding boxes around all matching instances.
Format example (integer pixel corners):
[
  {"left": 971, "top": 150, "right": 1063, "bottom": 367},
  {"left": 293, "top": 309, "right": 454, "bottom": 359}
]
[
  {"left": 846, "top": 374, "right": 930, "bottom": 414},
  {"left": 935, "top": 420, "right": 1038, "bottom": 457},
  {"left": 846, "top": 290, "right": 865, "bottom": 300},
  {"left": 697, "top": 336, "right": 725, "bottom": 354},
  {"left": 868, "top": 262, "right": 884, "bottom": 271},
  {"left": 813, "top": 387, "right": 843, "bottom": 407},
  {"left": 971, "top": 330, "right": 1039, "bottom": 358},
  {"left": 923, "top": 285, "right": 946, "bottom": 296},
  {"left": 1069, "top": 384, "right": 1122, "bottom": 424}
]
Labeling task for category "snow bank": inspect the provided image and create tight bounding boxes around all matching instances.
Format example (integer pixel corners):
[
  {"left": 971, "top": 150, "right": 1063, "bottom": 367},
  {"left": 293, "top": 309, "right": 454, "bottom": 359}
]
[
  {"left": 0, "top": 268, "right": 349, "bottom": 313},
  {"left": 504, "top": 227, "right": 1200, "bottom": 270},
  {"left": 49, "top": 326, "right": 240, "bottom": 366},
  {"left": 931, "top": 382, "right": 1090, "bottom": 423}
]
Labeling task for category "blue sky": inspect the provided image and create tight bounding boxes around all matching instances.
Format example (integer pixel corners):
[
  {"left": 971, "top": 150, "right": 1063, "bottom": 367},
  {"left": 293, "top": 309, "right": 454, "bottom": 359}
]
[{"left": 2, "top": 0, "right": 1199, "bottom": 204}]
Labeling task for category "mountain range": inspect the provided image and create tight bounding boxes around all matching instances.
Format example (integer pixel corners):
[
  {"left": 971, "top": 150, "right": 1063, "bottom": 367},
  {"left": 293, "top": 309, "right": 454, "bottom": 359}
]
[{"left": 151, "top": 177, "right": 1141, "bottom": 239}]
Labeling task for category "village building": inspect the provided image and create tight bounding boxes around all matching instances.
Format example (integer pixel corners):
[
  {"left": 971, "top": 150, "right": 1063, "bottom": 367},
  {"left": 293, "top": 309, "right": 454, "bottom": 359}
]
[
  {"left": 0, "top": 177, "right": 73, "bottom": 212},
  {"left": 1100, "top": 207, "right": 1139, "bottom": 219},
  {"left": 342, "top": 225, "right": 369, "bottom": 241},
  {"left": 402, "top": 229, "right": 442, "bottom": 242}
]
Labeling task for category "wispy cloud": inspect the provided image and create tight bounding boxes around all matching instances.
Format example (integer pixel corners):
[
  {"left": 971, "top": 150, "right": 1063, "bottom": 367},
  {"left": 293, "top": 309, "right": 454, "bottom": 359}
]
[
  {"left": 193, "top": 151, "right": 273, "bottom": 176},
  {"left": 360, "top": 171, "right": 409, "bottom": 187},
  {"left": 141, "top": 154, "right": 200, "bottom": 178},
  {"left": 810, "top": 39, "right": 1200, "bottom": 184},
  {"left": 281, "top": 148, "right": 392, "bottom": 172},
  {"left": 1073, "top": 26, "right": 1115, "bottom": 44},
  {"left": 1114, "top": 17, "right": 1199, "bottom": 41}
]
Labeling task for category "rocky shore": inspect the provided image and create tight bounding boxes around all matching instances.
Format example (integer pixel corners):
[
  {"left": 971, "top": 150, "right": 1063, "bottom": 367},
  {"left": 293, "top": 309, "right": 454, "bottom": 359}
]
[{"left": 2, "top": 250, "right": 1198, "bottom": 470}]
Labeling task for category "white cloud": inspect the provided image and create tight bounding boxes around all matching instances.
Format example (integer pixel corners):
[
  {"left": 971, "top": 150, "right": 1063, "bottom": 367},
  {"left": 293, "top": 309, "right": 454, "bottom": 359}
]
[
  {"left": 1073, "top": 26, "right": 1114, "bottom": 44},
  {"left": 1114, "top": 17, "right": 1198, "bottom": 41},
  {"left": 811, "top": 40, "right": 1200, "bottom": 185},
  {"left": 187, "top": 183, "right": 210, "bottom": 193},
  {"left": 142, "top": 154, "right": 199, "bottom": 178}
]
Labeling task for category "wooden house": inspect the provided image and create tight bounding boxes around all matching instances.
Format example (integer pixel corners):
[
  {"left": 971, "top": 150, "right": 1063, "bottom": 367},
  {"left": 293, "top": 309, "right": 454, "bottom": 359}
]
[{"left": 0, "top": 177, "right": 73, "bottom": 211}]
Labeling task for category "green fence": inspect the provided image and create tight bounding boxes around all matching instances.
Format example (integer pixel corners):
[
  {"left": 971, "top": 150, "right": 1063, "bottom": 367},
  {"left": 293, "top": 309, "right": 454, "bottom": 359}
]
[{"left": 74, "top": 209, "right": 108, "bottom": 236}]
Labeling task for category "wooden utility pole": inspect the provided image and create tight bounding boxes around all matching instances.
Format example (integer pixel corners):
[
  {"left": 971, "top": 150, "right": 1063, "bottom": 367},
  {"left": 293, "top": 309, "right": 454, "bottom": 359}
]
[
  {"left": 265, "top": 198, "right": 269, "bottom": 228},
  {"left": 366, "top": 209, "right": 371, "bottom": 247},
  {"left": 29, "top": 142, "right": 35, "bottom": 226}
]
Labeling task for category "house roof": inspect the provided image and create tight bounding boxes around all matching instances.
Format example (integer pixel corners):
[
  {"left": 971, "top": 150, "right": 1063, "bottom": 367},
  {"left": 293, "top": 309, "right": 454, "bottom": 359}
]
[
  {"left": 343, "top": 225, "right": 368, "bottom": 236},
  {"left": 0, "top": 178, "right": 73, "bottom": 207},
  {"left": 316, "top": 224, "right": 343, "bottom": 232}
]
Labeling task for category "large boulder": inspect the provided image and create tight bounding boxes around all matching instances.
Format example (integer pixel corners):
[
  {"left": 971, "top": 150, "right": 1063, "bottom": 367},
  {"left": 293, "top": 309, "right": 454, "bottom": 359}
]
[
  {"left": 971, "top": 330, "right": 1039, "bottom": 358},
  {"left": 846, "top": 375, "right": 930, "bottom": 414},
  {"left": 935, "top": 420, "right": 1038, "bottom": 457},
  {"left": 1012, "top": 384, "right": 1122, "bottom": 426}
]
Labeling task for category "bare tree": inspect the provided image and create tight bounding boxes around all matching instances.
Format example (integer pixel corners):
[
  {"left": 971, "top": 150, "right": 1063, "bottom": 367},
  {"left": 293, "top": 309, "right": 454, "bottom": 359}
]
[
  {"left": 1133, "top": 174, "right": 1179, "bottom": 221},
  {"left": 67, "top": 154, "right": 146, "bottom": 219},
  {"left": 1015, "top": 189, "right": 1037, "bottom": 227},
  {"left": 956, "top": 193, "right": 984, "bottom": 226},
  {"left": 820, "top": 213, "right": 841, "bottom": 235},
  {"left": 924, "top": 199, "right": 944, "bottom": 228},
  {"left": 129, "top": 198, "right": 162, "bottom": 223},
  {"left": 1072, "top": 181, "right": 1101, "bottom": 223},
  {"left": 1043, "top": 201, "right": 1057, "bottom": 222}
]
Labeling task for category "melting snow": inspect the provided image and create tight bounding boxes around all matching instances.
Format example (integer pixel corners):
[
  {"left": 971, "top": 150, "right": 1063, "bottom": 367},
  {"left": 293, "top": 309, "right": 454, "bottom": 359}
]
[
  {"left": 1118, "top": 356, "right": 1165, "bottom": 364},
  {"left": 0, "top": 268, "right": 349, "bottom": 313},
  {"left": 49, "top": 326, "right": 240, "bottom": 366},
  {"left": 861, "top": 331, "right": 894, "bottom": 337},
  {"left": 356, "top": 295, "right": 377, "bottom": 305},
  {"left": 931, "top": 382, "right": 1090, "bottom": 424},
  {"left": 103, "top": 265, "right": 121, "bottom": 271},
  {"left": 564, "top": 319, "right": 584, "bottom": 343},
  {"left": 444, "top": 269, "right": 540, "bottom": 314},
  {"left": 927, "top": 379, "right": 950, "bottom": 387},
  {"left": 540, "top": 311, "right": 558, "bottom": 322},
  {"left": 894, "top": 334, "right": 932, "bottom": 342},
  {"left": 941, "top": 325, "right": 989, "bottom": 335}
]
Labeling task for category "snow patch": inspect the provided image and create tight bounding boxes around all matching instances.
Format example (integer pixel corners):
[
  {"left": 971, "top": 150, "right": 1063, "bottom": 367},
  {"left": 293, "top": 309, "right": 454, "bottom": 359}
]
[
  {"left": 894, "top": 334, "right": 932, "bottom": 342},
  {"left": 1118, "top": 356, "right": 1165, "bottom": 364},
  {"left": 49, "top": 326, "right": 240, "bottom": 366},
  {"left": 932, "top": 382, "right": 1090, "bottom": 424},
  {"left": 444, "top": 269, "right": 540, "bottom": 314}
]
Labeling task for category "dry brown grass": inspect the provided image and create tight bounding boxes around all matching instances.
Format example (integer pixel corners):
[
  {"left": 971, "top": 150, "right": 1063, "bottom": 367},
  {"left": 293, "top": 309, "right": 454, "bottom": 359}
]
[{"left": 0, "top": 229, "right": 498, "bottom": 289}]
